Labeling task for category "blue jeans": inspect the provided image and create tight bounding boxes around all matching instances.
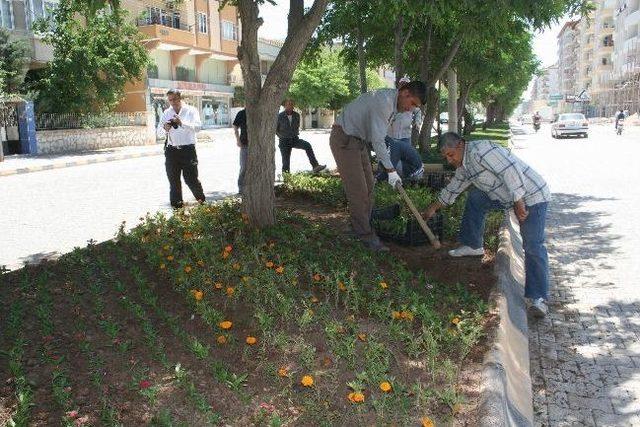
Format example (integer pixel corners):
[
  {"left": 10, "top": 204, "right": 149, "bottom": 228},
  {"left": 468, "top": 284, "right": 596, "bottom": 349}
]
[
  {"left": 377, "top": 136, "right": 424, "bottom": 180},
  {"left": 460, "top": 188, "right": 549, "bottom": 300}
]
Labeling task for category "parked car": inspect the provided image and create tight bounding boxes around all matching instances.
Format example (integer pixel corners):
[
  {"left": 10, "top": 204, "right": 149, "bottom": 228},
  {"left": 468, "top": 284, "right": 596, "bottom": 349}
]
[{"left": 551, "top": 113, "right": 588, "bottom": 138}]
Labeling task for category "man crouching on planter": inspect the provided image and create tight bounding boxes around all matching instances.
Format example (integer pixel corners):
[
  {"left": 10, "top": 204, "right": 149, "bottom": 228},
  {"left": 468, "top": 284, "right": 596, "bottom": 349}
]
[{"left": 422, "top": 132, "right": 551, "bottom": 318}]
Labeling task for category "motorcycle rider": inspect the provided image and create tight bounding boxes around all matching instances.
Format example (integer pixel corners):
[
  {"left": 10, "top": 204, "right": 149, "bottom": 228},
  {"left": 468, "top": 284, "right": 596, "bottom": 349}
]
[
  {"left": 533, "top": 111, "right": 542, "bottom": 131},
  {"left": 615, "top": 109, "right": 625, "bottom": 129}
]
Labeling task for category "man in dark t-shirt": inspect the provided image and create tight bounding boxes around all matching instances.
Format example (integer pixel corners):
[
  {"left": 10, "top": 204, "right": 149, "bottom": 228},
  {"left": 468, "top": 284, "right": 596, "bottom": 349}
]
[
  {"left": 276, "top": 99, "right": 326, "bottom": 174},
  {"left": 233, "top": 109, "right": 248, "bottom": 195}
]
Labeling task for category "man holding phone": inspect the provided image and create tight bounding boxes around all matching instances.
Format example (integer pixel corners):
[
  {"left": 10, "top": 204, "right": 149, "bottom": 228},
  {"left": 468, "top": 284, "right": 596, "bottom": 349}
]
[{"left": 156, "top": 89, "right": 206, "bottom": 209}]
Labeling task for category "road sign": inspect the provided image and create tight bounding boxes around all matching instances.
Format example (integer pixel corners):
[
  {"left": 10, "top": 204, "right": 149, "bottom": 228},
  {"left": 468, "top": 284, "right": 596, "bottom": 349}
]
[{"left": 549, "top": 94, "right": 563, "bottom": 100}]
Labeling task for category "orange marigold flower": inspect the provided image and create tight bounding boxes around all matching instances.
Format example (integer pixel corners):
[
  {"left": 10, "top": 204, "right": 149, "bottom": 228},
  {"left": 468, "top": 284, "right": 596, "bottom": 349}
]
[
  {"left": 183, "top": 232, "right": 193, "bottom": 239},
  {"left": 392, "top": 311, "right": 402, "bottom": 320},
  {"left": 216, "top": 335, "right": 227, "bottom": 344},
  {"left": 277, "top": 367, "right": 289, "bottom": 377},
  {"left": 311, "top": 296, "right": 319, "bottom": 303},
  {"left": 197, "top": 260, "right": 205, "bottom": 267},
  {"left": 219, "top": 320, "right": 233, "bottom": 330},
  {"left": 379, "top": 281, "right": 388, "bottom": 289},
  {"left": 421, "top": 416, "right": 435, "bottom": 427},
  {"left": 313, "top": 274, "right": 321, "bottom": 282},
  {"left": 301, "top": 375, "right": 314, "bottom": 387},
  {"left": 226, "top": 287, "right": 235, "bottom": 297},
  {"left": 222, "top": 251, "right": 230, "bottom": 259},
  {"left": 451, "top": 317, "right": 461, "bottom": 325},
  {"left": 184, "top": 265, "right": 192, "bottom": 273},
  {"left": 166, "top": 255, "right": 174, "bottom": 261},
  {"left": 214, "top": 282, "right": 223, "bottom": 289},
  {"left": 379, "top": 381, "right": 392, "bottom": 393},
  {"left": 357, "top": 333, "right": 367, "bottom": 342},
  {"left": 159, "top": 263, "right": 166, "bottom": 270},
  {"left": 338, "top": 281, "right": 347, "bottom": 291},
  {"left": 275, "top": 266, "right": 284, "bottom": 274},
  {"left": 191, "top": 289, "right": 203, "bottom": 301},
  {"left": 400, "top": 311, "right": 414, "bottom": 321},
  {"left": 224, "top": 245, "right": 233, "bottom": 253},
  {"left": 245, "top": 336, "right": 257, "bottom": 345},
  {"left": 265, "top": 261, "right": 274, "bottom": 268},
  {"left": 347, "top": 391, "right": 365, "bottom": 403}
]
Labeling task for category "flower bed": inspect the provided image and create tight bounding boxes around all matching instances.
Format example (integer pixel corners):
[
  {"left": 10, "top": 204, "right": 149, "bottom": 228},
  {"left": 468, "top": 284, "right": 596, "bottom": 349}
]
[{"left": 1, "top": 197, "right": 497, "bottom": 425}]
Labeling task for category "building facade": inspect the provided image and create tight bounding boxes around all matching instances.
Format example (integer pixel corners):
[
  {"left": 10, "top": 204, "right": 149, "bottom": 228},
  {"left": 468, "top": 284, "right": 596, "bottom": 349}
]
[{"left": 0, "top": 0, "right": 56, "bottom": 67}]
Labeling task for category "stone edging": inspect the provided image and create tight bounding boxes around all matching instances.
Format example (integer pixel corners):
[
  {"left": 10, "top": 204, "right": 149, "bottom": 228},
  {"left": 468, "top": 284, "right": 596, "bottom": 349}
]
[
  {"left": 0, "top": 151, "right": 163, "bottom": 177},
  {"left": 478, "top": 210, "right": 534, "bottom": 426}
]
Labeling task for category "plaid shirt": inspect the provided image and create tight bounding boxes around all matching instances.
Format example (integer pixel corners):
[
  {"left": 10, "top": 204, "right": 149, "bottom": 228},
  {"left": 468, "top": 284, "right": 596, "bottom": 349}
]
[{"left": 438, "top": 140, "right": 551, "bottom": 207}]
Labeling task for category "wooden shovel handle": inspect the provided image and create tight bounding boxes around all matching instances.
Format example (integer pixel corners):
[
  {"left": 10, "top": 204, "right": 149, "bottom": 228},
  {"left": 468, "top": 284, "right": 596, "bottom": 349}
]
[{"left": 396, "top": 184, "right": 442, "bottom": 249}]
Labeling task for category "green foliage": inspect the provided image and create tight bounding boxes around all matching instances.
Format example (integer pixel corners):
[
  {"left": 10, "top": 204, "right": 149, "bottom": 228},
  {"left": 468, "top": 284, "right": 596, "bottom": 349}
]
[
  {"left": 0, "top": 27, "right": 30, "bottom": 94},
  {"left": 33, "top": 0, "right": 149, "bottom": 113}
]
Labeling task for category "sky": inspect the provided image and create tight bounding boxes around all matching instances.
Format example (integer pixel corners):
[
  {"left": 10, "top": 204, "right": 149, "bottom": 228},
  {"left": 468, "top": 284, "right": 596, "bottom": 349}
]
[{"left": 257, "top": 2, "right": 566, "bottom": 101}]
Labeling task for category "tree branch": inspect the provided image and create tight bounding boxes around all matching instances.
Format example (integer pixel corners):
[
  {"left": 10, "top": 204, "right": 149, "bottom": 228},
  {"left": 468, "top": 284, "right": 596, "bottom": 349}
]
[
  {"left": 288, "top": 0, "right": 303, "bottom": 35},
  {"left": 431, "top": 37, "right": 462, "bottom": 85}
]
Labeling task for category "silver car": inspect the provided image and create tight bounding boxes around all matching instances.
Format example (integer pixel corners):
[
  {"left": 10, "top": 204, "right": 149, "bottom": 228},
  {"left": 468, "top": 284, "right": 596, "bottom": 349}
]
[{"left": 551, "top": 113, "right": 589, "bottom": 138}]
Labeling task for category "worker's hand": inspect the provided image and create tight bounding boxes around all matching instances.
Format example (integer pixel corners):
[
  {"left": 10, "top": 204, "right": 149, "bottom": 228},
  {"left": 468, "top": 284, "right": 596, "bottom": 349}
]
[
  {"left": 163, "top": 122, "right": 172, "bottom": 132},
  {"left": 172, "top": 116, "right": 182, "bottom": 127},
  {"left": 387, "top": 171, "right": 402, "bottom": 190},
  {"left": 423, "top": 202, "right": 441, "bottom": 220},
  {"left": 514, "top": 199, "right": 529, "bottom": 223}
]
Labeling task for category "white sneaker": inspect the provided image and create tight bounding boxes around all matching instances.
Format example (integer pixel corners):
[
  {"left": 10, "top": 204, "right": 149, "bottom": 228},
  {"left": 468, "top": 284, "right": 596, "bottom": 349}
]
[
  {"left": 448, "top": 245, "right": 484, "bottom": 257},
  {"left": 529, "top": 298, "right": 548, "bottom": 318}
]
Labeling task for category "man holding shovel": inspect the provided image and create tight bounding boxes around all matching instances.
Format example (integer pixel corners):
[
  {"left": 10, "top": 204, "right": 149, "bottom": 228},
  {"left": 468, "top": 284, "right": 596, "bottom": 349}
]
[
  {"left": 330, "top": 81, "right": 427, "bottom": 252},
  {"left": 422, "top": 132, "right": 551, "bottom": 317}
]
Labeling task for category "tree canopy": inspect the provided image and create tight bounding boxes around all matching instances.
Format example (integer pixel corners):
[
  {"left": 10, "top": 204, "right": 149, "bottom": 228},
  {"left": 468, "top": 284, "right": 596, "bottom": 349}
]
[{"left": 0, "top": 28, "right": 30, "bottom": 95}]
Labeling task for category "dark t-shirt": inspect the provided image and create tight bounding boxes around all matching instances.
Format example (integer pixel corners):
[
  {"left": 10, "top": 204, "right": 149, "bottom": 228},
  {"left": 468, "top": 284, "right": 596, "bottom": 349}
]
[{"left": 233, "top": 109, "right": 248, "bottom": 145}]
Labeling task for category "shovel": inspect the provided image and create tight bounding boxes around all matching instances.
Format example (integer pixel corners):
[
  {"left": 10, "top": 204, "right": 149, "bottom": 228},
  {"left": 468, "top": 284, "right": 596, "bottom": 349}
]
[{"left": 395, "top": 183, "right": 442, "bottom": 249}]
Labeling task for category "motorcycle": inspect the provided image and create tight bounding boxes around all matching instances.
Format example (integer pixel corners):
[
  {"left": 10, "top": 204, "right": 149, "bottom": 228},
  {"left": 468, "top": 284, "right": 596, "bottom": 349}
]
[
  {"left": 533, "top": 121, "right": 541, "bottom": 132},
  {"left": 616, "top": 119, "right": 624, "bottom": 135}
]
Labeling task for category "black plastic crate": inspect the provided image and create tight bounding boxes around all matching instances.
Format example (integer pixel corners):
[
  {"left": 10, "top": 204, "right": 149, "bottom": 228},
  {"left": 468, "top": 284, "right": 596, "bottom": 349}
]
[
  {"left": 424, "top": 171, "right": 455, "bottom": 191},
  {"left": 372, "top": 204, "right": 444, "bottom": 246}
]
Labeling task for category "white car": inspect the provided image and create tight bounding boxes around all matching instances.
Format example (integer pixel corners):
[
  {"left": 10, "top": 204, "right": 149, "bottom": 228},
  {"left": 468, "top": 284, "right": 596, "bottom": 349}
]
[{"left": 551, "top": 113, "right": 589, "bottom": 138}]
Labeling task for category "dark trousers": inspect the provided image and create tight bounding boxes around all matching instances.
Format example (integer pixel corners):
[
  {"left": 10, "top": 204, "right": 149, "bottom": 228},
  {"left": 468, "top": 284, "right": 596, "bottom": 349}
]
[
  {"left": 165, "top": 145, "right": 205, "bottom": 208},
  {"left": 278, "top": 137, "right": 319, "bottom": 173}
]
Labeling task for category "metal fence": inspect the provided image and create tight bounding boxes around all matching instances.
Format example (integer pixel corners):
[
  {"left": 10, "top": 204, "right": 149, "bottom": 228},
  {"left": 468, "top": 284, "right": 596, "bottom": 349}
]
[{"left": 35, "top": 112, "right": 148, "bottom": 130}]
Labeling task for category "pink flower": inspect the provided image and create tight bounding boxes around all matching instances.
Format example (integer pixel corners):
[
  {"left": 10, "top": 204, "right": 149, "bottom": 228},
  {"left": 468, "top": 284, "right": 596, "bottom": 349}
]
[
  {"left": 66, "top": 410, "right": 79, "bottom": 418},
  {"left": 259, "top": 402, "right": 276, "bottom": 413},
  {"left": 139, "top": 379, "right": 152, "bottom": 389}
]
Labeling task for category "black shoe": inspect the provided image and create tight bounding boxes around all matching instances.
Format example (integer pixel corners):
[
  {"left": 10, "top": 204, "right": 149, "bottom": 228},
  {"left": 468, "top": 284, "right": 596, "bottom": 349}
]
[
  {"left": 312, "top": 164, "right": 327, "bottom": 174},
  {"left": 171, "top": 202, "right": 184, "bottom": 209}
]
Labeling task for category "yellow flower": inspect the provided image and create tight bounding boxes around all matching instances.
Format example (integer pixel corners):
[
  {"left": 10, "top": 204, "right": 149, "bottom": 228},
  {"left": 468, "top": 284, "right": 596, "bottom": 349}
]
[
  {"left": 162, "top": 244, "right": 170, "bottom": 251},
  {"left": 184, "top": 265, "right": 192, "bottom": 273},
  {"left": 226, "top": 287, "right": 235, "bottom": 297},
  {"left": 400, "top": 311, "right": 414, "bottom": 321},
  {"left": 275, "top": 266, "right": 284, "bottom": 274},
  {"left": 219, "top": 320, "right": 233, "bottom": 330},
  {"left": 338, "top": 281, "right": 347, "bottom": 291},
  {"left": 452, "top": 403, "right": 462, "bottom": 414},
  {"left": 347, "top": 391, "right": 365, "bottom": 403},
  {"left": 266, "top": 261, "right": 274, "bottom": 268},
  {"left": 379, "top": 281, "right": 388, "bottom": 289},
  {"left": 392, "top": 311, "right": 402, "bottom": 320},
  {"left": 245, "top": 336, "right": 257, "bottom": 345},
  {"left": 191, "top": 289, "right": 203, "bottom": 301},
  {"left": 242, "top": 276, "right": 250, "bottom": 282},
  {"left": 451, "top": 317, "right": 461, "bottom": 325},
  {"left": 421, "top": 416, "right": 435, "bottom": 427},
  {"left": 379, "top": 381, "right": 392, "bottom": 393},
  {"left": 166, "top": 255, "right": 174, "bottom": 261},
  {"left": 159, "top": 263, "right": 166, "bottom": 270},
  {"left": 216, "top": 335, "right": 227, "bottom": 344},
  {"left": 357, "top": 333, "right": 367, "bottom": 342},
  {"left": 197, "top": 260, "right": 205, "bottom": 267},
  {"left": 232, "top": 263, "right": 241, "bottom": 270},
  {"left": 277, "top": 367, "right": 289, "bottom": 377},
  {"left": 214, "top": 282, "right": 223, "bottom": 289},
  {"left": 301, "top": 375, "right": 314, "bottom": 387}
]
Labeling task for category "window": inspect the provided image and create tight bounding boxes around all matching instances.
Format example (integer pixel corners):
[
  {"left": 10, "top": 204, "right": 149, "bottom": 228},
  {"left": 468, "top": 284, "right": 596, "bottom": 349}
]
[
  {"left": 198, "top": 12, "right": 207, "bottom": 33},
  {"left": 1, "top": 0, "right": 14, "bottom": 29},
  {"left": 222, "top": 20, "right": 238, "bottom": 41}
]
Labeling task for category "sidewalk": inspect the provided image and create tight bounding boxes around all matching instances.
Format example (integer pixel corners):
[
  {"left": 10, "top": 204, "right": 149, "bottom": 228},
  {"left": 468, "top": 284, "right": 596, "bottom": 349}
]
[{"left": 0, "top": 130, "right": 218, "bottom": 177}]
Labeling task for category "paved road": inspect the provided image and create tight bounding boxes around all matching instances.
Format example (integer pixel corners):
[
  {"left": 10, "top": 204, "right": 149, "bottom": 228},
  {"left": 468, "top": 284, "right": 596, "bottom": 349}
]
[
  {"left": 0, "top": 129, "right": 336, "bottom": 270},
  {"left": 511, "top": 122, "right": 640, "bottom": 426}
]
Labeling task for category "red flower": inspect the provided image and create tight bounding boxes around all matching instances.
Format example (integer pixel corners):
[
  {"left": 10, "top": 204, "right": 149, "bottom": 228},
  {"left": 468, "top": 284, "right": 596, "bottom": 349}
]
[{"left": 139, "top": 379, "right": 152, "bottom": 389}]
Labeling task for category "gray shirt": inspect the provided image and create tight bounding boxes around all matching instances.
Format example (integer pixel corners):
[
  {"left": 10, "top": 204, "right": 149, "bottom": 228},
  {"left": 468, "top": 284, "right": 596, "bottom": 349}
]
[{"left": 335, "top": 89, "right": 398, "bottom": 169}]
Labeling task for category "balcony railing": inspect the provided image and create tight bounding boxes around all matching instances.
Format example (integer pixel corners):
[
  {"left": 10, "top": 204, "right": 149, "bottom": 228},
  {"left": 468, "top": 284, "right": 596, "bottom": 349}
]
[{"left": 137, "top": 16, "right": 192, "bottom": 32}]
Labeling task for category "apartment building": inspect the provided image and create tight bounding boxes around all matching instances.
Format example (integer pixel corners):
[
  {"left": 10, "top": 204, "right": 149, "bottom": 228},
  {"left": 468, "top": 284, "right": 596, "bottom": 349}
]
[
  {"left": 557, "top": 20, "right": 580, "bottom": 112},
  {"left": 613, "top": 0, "right": 640, "bottom": 82},
  {"left": 591, "top": 0, "right": 616, "bottom": 98},
  {"left": 118, "top": 0, "right": 242, "bottom": 127},
  {"left": 0, "top": 0, "right": 56, "bottom": 67},
  {"left": 576, "top": 16, "right": 595, "bottom": 94},
  {"left": 532, "top": 64, "right": 560, "bottom": 102}
]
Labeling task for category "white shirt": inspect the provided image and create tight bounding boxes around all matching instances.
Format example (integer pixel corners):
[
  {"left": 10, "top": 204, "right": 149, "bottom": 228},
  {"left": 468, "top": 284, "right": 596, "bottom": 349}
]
[
  {"left": 156, "top": 103, "right": 201, "bottom": 146},
  {"left": 335, "top": 89, "right": 398, "bottom": 169},
  {"left": 387, "top": 108, "right": 422, "bottom": 140}
]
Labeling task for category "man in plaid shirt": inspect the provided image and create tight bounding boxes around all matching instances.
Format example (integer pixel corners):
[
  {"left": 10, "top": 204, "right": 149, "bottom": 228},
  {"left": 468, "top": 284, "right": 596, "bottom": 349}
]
[{"left": 424, "top": 132, "right": 551, "bottom": 317}]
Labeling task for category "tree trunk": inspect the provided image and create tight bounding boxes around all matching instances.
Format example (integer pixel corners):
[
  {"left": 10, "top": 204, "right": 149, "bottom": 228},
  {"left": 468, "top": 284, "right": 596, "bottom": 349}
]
[
  {"left": 356, "top": 27, "right": 367, "bottom": 94},
  {"left": 457, "top": 81, "right": 472, "bottom": 132},
  {"left": 463, "top": 106, "right": 474, "bottom": 135},
  {"left": 485, "top": 102, "right": 496, "bottom": 125},
  {"left": 237, "top": 0, "right": 329, "bottom": 227},
  {"left": 447, "top": 68, "right": 458, "bottom": 134},
  {"left": 393, "top": 15, "right": 404, "bottom": 86},
  {"left": 418, "top": 85, "right": 438, "bottom": 154}
]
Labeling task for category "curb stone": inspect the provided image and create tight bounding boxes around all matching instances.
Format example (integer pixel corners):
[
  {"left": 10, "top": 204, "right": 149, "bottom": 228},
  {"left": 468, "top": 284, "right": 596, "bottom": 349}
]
[{"left": 478, "top": 210, "right": 533, "bottom": 427}]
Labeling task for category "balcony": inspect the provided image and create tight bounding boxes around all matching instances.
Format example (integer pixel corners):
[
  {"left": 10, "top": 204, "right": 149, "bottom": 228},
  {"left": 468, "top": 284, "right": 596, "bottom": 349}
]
[
  {"left": 137, "top": 17, "right": 195, "bottom": 48},
  {"left": 148, "top": 78, "right": 234, "bottom": 95}
]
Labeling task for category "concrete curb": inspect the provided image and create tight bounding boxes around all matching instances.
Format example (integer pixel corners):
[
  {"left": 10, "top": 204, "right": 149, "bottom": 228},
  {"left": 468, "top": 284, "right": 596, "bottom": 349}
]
[
  {"left": 0, "top": 150, "right": 164, "bottom": 177},
  {"left": 478, "top": 210, "right": 533, "bottom": 427}
]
